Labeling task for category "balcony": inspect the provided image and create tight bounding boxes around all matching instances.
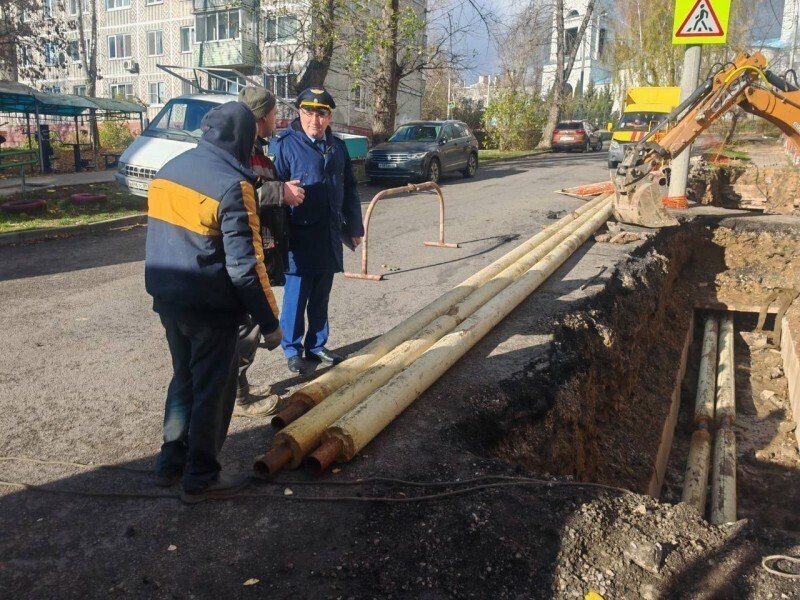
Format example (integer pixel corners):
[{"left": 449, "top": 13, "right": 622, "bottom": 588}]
[
  {"left": 194, "top": 39, "right": 260, "bottom": 70},
  {"left": 193, "top": 0, "right": 256, "bottom": 11}
]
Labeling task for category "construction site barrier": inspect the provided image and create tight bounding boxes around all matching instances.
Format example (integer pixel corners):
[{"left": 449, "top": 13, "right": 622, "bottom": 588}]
[{"left": 344, "top": 181, "right": 459, "bottom": 281}]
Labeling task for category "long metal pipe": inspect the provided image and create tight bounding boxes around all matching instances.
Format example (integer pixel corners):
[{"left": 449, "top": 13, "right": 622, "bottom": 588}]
[
  {"left": 715, "top": 314, "right": 736, "bottom": 428},
  {"left": 254, "top": 198, "right": 614, "bottom": 477},
  {"left": 681, "top": 429, "right": 712, "bottom": 513},
  {"left": 308, "top": 200, "right": 615, "bottom": 473},
  {"left": 710, "top": 428, "right": 737, "bottom": 525},
  {"left": 271, "top": 193, "right": 612, "bottom": 429},
  {"left": 694, "top": 315, "right": 719, "bottom": 426}
]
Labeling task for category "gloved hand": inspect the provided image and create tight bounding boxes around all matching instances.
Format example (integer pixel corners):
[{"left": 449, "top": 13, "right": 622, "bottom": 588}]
[{"left": 261, "top": 326, "right": 283, "bottom": 351}]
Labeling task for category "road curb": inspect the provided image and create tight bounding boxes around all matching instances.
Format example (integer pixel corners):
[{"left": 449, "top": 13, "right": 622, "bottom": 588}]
[
  {"left": 0, "top": 213, "right": 147, "bottom": 247},
  {"left": 479, "top": 150, "right": 551, "bottom": 163}
]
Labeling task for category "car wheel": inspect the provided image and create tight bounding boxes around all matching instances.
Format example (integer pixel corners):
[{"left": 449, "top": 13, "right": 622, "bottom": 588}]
[
  {"left": 461, "top": 153, "right": 478, "bottom": 178},
  {"left": 594, "top": 140, "right": 603, "bottom": 151},
  {"left": 425, "top": 157, "right": 441, "bottom": 183}
]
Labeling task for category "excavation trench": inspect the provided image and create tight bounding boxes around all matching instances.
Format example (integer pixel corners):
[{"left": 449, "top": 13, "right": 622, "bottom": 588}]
[{"left": 457, "top": 216, "right": 800, "bottom": 530}]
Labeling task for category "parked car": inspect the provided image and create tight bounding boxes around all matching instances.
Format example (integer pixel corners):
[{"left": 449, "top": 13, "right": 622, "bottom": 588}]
[
  {"left": 551, "top": 120, "right": 603, "bottom": 152},
  {"left": 365, "top": 120, "right": 479, "bottom": 184},
  {"left": 116, "top": 94, "right": 370, "bottom": 197}
]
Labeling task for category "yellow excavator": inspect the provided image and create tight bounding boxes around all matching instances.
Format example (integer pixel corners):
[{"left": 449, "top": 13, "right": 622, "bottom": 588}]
[{"left": 613, "top": 51, "right": 800, "bottom": 227}]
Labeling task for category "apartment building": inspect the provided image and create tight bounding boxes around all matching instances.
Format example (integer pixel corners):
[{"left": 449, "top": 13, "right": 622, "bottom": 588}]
[{"left": 18, "top": 0, "right": 424, "bottom": 135}]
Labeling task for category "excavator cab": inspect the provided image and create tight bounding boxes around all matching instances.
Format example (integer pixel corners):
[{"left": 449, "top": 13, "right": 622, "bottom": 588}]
[{"left": 612, "top": 51, "right": 800, "bottom": 228}]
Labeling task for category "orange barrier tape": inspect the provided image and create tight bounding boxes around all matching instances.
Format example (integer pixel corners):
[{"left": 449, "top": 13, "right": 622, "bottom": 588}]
[{"left": 662, "top": 195, "right": 688, "bottom": 209}]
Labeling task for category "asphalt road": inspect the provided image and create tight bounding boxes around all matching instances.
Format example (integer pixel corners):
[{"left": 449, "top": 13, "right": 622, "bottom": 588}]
[{"left": 0, "top": 149, "right": 640, "bottom": 597}]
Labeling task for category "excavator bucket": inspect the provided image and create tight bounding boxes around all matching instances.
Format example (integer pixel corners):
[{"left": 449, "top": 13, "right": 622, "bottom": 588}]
[{"left": 613, "top": 174, "right": 679, "bottom": 228}]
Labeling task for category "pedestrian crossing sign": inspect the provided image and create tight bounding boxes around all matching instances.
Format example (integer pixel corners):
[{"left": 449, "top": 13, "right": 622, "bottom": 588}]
[{"left": 672, "top": 0, "right": 730, "bottom": 44}]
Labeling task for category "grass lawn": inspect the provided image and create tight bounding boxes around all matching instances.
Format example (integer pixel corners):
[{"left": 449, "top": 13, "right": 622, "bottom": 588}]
[
  {"left": 0, "top": 182, "right": 146, "bottom": 234},
  {"left": 478, "top": 149, "right": 547, "bottom": 161}
]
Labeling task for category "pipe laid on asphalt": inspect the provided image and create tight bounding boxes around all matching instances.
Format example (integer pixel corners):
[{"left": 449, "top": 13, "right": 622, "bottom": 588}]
[
  {"left": 694, "top": 315, "right": 720, "bottom": 426},
  {"left": 307, "top": 199, "right": 615, "bottom": 472},
  {"left": 271, "top": 193, "right": 611, "bottom": 429},
  {"left": 681, "top": 429, "right": 712, "bottom": 513},
  {"left": 255, "top": 197, "right": 614, "bottom": 476},
  {"left": 710, "top": 428, "right": 737, "bottom": 525},
  {"left": 715, "top": 314, "right": 736, "bottom": 428}
]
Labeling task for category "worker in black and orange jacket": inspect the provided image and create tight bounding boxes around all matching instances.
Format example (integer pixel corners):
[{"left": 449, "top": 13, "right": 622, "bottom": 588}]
[{"left": 144, "top": 101, "right": 281, "bottom": 504}]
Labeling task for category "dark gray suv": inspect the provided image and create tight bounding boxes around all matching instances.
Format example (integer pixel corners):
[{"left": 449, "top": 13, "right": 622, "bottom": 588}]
[{"left": 365, "top": 120, "right": 479, "bottom": 184}]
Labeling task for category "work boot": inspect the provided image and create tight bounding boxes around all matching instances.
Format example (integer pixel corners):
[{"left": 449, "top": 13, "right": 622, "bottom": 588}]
[
  {"left": 233, "top": 393, "right": 281, "bottom": 418},
  {"left": 235, "top": 383, "right": 274, "bottom": 404},
  {"left": 180, "top": 472, "right": 250, "bottom": 504}
]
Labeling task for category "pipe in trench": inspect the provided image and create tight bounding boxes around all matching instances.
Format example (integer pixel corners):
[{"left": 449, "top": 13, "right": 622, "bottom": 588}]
[
  {"left": 710, "top": 428, "right": 737, "bottom": 525},
  {"left": 715, "top": 314, "right": 736, "bottom": 428},
  {"left": 255, "top": 198, "right": 614, "bottom": 476},
  {"left": 308, "top": 200, "right": 615, "bottom": 472},
  {"left": 681, "top": 429, "right": 712, "bottom": 512},
  {"left": 694, "top": 314, "right": 720, "bottom": 426},
  {"left": 711, "top": 313, "right": 737, "bottom": 525},
  {"left": 271, "top": 193, "right": 611, "bottom": 429}
]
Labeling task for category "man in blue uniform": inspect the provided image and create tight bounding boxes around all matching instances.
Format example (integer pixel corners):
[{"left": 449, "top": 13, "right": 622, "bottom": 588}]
[
  {"left": 145, "top": 102, "right": 282, "bottom": 503},
  {"left": 271, "top": 88, "right": 364, "bottom": 374}
]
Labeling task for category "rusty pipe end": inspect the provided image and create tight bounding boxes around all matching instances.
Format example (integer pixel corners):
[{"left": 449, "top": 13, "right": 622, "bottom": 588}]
[
  {"left": 271, "top": 400, "right": 312, "bottom": 430},
  {"left": 253, "top": 444, "right": 293, "bottom": 479},
  {"left": 305, "top": 437, "right": 344, "bottom": 475}
]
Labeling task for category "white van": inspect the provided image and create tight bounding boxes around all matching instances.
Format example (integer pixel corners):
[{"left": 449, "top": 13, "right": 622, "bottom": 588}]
[{"left": 116, "top": 93, "right": 232, "bottom": 197}]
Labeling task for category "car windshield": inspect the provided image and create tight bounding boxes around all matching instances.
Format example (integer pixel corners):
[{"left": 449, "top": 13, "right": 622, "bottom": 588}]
[
  {"left": 388, "top": 124, "right": 442, "bottom": 142},
  {"left": 617, "top": 112, "right": 666, "bottom": 130},
  {"left": 144, "top": 99, "right": 219, "bottom": 140}
]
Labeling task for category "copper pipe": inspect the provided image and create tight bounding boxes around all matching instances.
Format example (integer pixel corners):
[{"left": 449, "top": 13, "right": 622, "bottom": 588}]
[
  {"left": 345, "top": 181, "right": 458, "bottom": 281},
  {"left": 253, "top": 444, "right": 293, "bottom": 479},
  {"left": 305, "top": 436, "right": 344, "bottom": 474}
]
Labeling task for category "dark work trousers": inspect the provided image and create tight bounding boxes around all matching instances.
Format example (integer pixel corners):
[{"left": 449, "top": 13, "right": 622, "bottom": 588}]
[
  {"left": 237, "top": 315, "right": 261, "bottom": 399},
  {"left": 280, "top": 272, "right": 334, "bottom": 358},
  {"left": 156, "top": 315, "right": 239, "bottom": 493}
]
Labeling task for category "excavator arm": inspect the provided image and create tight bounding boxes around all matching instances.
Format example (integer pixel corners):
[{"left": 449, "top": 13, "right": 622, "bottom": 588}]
[{"left": 613, "top": 51, "right": 800, "bottom": 227}]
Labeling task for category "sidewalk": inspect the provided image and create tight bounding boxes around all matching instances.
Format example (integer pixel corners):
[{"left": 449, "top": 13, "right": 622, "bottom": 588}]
[{"left": 0, "top": 169, "right": 116, "bottom": 196}]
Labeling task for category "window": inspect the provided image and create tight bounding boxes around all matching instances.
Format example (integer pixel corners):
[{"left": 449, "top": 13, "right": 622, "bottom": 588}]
[
  {"left": 149, "top": 81, "right": 167, "bottom": 105},
  {"left": 45, "top": 86, "right": 61, "bottom": 94},
  {"left": 597, "top": 28, "right": 607, "bottom": 60},
  {"left": 181, "top": 79, "right": 195, "bottom": 95},
  {"left": 353, "top": 85, "right": 367, "bottom": 110},
  {"left": 20, "top": 46, "right": 31, "bottom": 67},
  {"left": 73, "top": 85, "right": 87, "bottom": 95},
  {"left": 43, "top": 41, "right": 58, "bottom": 66},
  {"left": 265, "top": 14, "right": 298, "bottom": 43},
  {"left": 210, "top": 72, "right": 243, "bottom": 93},
  {"left": 196, "top": 10, "right": 240, "bottom": 42},
  {"left": 43, "top": 0, "right": 54, "bottom": 18},
  {"left": 108, "top": 33, "right": 132, "bottom": 59},
  {"left": 147, "top": 30, "right": 164, "bottom": 56},
  {"left": 110, "top": 83, "right": 134, "bottom": 100},
  {"left": 105, "top": 0, "right": 131, "bottom": 9},
  {"left": 148, "top": 98, "right": 219, "bottom": 137},
  {"left": 264, "top": 73, "right": 297, "bottom": 99},
  {"left": 565, "top": 27, "right": 578, "bottom": 57},
  {"left": 67, "top": 41, "right": 80, "bottom": 62},
  {"left": 443, "top": 124, "right": 459, "bottom": 140},
  {"left": 145, "top": 0, "right": 163, "bottom": 4},
  {"left": 69, "top": 0, "right": 79, "bottom": 15},
  {"left": 180, "top": 26, "right": 194, "bottom": 52}
]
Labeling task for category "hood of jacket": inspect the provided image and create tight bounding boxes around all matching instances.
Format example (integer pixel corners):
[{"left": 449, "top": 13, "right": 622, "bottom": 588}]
[{"left": 200, "top": 101, "right": 256, "bottom": 166}]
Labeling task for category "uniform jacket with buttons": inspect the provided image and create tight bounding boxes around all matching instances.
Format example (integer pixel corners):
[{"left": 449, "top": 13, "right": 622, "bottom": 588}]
[{"left": 271, "top": 119, "right": 364, "bottom": 274}]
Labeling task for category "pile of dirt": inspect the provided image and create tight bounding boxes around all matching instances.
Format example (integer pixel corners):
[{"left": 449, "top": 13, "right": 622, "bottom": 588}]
[{"left": 689, "top": 163, "right": 800, "bottom": 216}]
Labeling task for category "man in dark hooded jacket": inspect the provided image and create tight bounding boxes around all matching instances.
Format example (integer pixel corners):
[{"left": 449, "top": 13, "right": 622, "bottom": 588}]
[{"left": 145, "top": 101, "right": 281, "bottom": 504}]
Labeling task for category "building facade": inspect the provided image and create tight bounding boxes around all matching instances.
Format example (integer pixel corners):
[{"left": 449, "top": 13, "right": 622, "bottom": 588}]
[
  {"left": 15, "top": 0, "right": 424, "bottom": 135},
  {"left": 540, "top": 0, "right": 614, "bottom": 98}
]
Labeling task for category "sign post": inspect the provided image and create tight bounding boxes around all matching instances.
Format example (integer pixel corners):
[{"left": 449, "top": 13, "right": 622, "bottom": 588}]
[{"left": 667, "top": 0, "right": 731, "bottom": 208}]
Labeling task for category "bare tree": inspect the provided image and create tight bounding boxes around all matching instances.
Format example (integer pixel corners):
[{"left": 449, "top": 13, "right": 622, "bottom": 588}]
[
  {"left": 76, "top": 0, "right": 101, "bottom": 149},
  {"left": 0, "top": 0, "right": 72, "bottom": 83},
  {"left": 537, "top": 0, "right": 596, "bottom": 149}
]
